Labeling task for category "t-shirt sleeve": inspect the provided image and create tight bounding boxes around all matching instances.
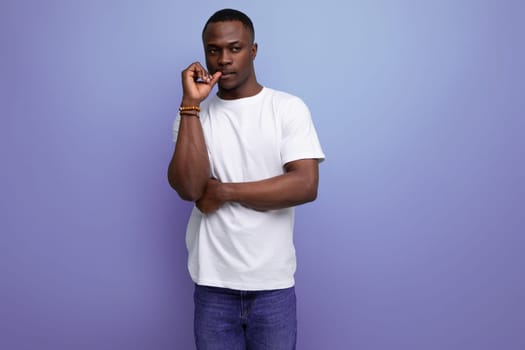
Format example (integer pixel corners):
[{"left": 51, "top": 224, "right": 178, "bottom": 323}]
[{"left": 280, "top": 97, "right": 325, "bottom": 165}]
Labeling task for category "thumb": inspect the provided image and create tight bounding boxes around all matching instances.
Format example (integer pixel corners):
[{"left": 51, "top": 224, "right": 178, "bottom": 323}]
[{"left": 209, "top": 71, "right": 222, "bottom": 86}]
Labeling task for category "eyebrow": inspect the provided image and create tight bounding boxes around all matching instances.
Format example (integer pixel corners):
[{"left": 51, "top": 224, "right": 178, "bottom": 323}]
[{"left": 206, "top": 41, "right": 242, "bottom": 47}]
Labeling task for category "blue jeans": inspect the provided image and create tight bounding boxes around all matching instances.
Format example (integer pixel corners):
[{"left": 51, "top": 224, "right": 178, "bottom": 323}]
[{"left": 193, "top": 284, "right": 297, "bottom": 350}]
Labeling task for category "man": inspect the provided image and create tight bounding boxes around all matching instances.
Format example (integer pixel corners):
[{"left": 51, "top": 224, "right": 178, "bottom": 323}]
[{"left": 168, "top": 8, "right": 325, "bottom": 350}]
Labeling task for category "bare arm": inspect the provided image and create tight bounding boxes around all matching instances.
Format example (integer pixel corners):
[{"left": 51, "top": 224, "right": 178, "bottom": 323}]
[
  {"left": 167, "top": 114, "right": 209, "bottom": 201},
  {"left": 196, "top": 159, "right": 319, "bottom": 213},
  {"left": 167, "top": 62, "right": 221, "bottom": 201}
]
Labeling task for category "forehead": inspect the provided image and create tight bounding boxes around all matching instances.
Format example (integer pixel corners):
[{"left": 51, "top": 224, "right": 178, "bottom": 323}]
[{"left": 203, "top": 20, "right": 251, "bottom": 45}]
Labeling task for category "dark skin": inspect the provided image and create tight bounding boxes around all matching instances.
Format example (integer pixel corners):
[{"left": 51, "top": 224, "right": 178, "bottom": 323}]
[{"left": 167, "top": 20, "right": 319, "bottom": 213}]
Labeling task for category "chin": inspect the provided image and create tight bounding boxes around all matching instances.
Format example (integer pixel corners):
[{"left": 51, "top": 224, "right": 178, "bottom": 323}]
[{"left": 218, "top": 82, "right": 238, "bottom": 91}]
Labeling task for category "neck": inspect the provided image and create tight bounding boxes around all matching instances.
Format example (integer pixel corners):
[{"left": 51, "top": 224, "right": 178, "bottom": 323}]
[{"left": 218, "top": 83, "right": 263, "bottom": 100}]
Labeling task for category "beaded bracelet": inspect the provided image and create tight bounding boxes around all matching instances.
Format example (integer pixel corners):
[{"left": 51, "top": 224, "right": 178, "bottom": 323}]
[
  {"left": 179, "top": 105, "right": 201, "bottom": 112},
  {"left": 180, "top": 110, "right": 200, "bottom": 118}
]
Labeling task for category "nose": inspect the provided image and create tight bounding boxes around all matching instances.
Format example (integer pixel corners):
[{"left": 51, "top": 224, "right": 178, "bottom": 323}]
[{"left": 218, "top": 49, "right": 232, "bottom": 66}]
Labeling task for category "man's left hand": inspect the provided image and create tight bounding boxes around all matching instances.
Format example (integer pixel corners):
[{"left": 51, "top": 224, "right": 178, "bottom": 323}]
[{"left": 196, "top": 178, "right": 224, "bottom": 214}]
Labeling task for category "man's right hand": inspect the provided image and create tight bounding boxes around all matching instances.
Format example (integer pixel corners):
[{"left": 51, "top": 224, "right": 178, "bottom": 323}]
[{"left": 181, "top": 62, "right": 222, "bottom": 105}]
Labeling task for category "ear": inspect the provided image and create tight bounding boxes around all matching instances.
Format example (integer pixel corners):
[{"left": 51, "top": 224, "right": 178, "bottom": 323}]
[{"left": 251, "top": 43, "right": 258, "bottom": 60}]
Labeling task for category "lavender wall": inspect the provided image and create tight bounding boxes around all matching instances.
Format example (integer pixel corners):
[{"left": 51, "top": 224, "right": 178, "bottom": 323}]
[{"left": 2, "top": 1, "right": 523, "bottom": 349}]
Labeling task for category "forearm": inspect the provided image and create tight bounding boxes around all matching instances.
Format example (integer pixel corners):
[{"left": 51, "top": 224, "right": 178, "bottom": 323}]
[
  {"left": 168, "top": 63, "right": 222, "bottom": 201},
  {"left": 220, "top": 167, "right": 318, "bottom": 211},
  {"left": 168, "top": 114, "right": 210, "bottom": 201}
]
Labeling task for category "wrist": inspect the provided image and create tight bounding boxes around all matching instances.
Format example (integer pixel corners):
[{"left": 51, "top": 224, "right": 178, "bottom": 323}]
[
  {"left": 181, "top": 97, "right": 200, "bottom": 107},
  {"left": 219, "top": 182, "right": 235, "bottom": 202}
]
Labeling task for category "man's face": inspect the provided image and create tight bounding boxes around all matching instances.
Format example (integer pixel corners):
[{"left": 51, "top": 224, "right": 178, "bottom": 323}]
[{"left": 203, "top": 20, "right": 257, "bottom": 98}]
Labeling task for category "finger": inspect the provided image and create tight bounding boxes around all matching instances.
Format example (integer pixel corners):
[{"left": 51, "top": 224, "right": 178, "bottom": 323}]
[
  {"left": 188, "top": 61, "right": 205, "bottom": 73},
  {"left": 194, "top": 70, "right": 211, "bottom": 83},
  {"left": 199, "top": 72, "right": 212, "bottom": 83},
  {"left": 191, "top": 62, "right": 213, "bottom": 82},
  {"left": 208, "top": 71, "right": 222, "bottom": 86},
  {"left": 184, "top": 62, "right": 208, "bottom": 81},
  {"left": 192, "top": 64, "right": 206, "bottom": 80},
  {"left": 191, "top": 68, "right": 206, "bottom": 82}
]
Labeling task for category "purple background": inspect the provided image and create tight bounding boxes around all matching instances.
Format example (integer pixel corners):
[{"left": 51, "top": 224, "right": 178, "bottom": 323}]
[{"left": 2, "top": 1, "right": 524, "bottom": 349}]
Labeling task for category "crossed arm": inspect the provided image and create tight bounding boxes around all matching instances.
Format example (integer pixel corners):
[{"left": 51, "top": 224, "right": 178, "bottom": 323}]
[
  {"left": 167, "top": 125, "right": 319, "bottom": 213},
  {"left": 195, "top": 158, "right": 319, "bottom": 213},
  {"left": 166, "top": 111, "right": 319, "bottom": 213}
]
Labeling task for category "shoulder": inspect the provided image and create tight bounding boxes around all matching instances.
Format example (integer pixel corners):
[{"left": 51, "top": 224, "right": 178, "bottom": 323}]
[
  {"left": 264, "top": 87, "right": 304, "bottom": 103},
  {"left": 262, "top": 87, "right": 310, "bottom": 114}
]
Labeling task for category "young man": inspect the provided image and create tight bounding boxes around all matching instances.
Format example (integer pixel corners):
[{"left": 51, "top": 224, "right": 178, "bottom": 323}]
[{"left": 168, "top": 8, "right": 325, "bottom": 350}]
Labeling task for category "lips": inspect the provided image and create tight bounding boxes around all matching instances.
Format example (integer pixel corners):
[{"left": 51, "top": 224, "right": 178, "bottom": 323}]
[{"left": 219, "top": 71, "right": 235, "bottom": 78}]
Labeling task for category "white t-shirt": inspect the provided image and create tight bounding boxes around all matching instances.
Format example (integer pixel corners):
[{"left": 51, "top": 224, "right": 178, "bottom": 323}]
[{"left": 173, "top": 87, "right": 325, "bottom": 290}]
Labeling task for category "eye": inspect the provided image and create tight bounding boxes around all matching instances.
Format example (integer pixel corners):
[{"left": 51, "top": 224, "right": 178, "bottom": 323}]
[
  {"left": 207, "top": 48, "right": 218, "bottom": 55},
  {"left": 231, "top": 47, "right": 241, "bottom": 53}
]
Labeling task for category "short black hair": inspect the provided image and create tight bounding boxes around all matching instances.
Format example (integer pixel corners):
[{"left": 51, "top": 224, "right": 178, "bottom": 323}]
[{"left": 202, "top": 8, "right": 255, "bottom": 43}]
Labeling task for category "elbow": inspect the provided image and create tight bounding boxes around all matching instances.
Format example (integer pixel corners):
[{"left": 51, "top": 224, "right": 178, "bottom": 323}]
[
  {"left": 305, "top": 186, "right": 318, "bottom": 203},
  {"left": 291, "top": 172, "right": 318, "bottom": 206},
  {"left": 177, "top": 188, "right": 203, "bottom": 202},
  {"left": 169, "top": 180, "right": 203, "bottom": 202},
  {"left": 306, "top": 170, "right": 319, "bottom": 202},
  {"left": 286, "top": 160, "right": 319, "bottom": 205},
  {"left": 167, "top": 172, "right": 203, "bottom": 202},
  {"left": 301, "top": 180, "right": 318, "bottom": 203}
]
